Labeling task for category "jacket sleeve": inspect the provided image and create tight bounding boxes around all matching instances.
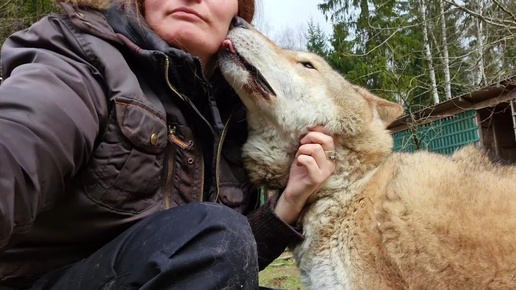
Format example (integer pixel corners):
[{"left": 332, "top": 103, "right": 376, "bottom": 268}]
[
  {"left": 0, "top": 16, "right": 108, "bottom": 251},
  {"left": 247, "top": 193, "right": 304, "bottom": 270}
]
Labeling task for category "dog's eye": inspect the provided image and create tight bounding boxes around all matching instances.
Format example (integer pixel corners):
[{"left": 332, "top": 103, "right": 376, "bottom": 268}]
[{"left": 300, "top": 61, "right": 316, "bottom": 70}]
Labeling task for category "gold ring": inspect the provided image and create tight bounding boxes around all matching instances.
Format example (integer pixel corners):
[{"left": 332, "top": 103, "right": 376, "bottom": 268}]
[{"left": 325, "top": 150, "right": 337, "bottom": 161}]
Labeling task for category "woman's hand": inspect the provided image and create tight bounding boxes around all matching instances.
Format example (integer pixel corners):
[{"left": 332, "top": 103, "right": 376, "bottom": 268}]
[{"left": 274, "top": 127, "right": 336, "bottom": 225}]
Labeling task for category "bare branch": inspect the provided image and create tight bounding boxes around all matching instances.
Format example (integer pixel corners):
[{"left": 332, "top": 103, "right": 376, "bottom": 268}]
[
  {"left": 492, "top": 0, "right": 516, "bottom": 25},
  {"left": 339, "top": 28, "right": 401, "bottom": 57},
  {"left": 444, "top": 0, "right": 516, "bottom": 29}
]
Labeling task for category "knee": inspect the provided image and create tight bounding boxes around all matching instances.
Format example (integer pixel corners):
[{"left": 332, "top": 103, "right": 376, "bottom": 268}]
[
  {"left": 143, "top": 202, "right": 255, "bottom": 249},
  {"left": 196, "top": 202, "right": 251, "bottom": 230},
  {"left": 122, "top": 203, "right": 258, "bottom": 288},
  {"left": 186, "top": 202, "right": 255, "bottom": 248},
  {"left": 191, "top": 203, "right": 258, "bottom": 275},
  {"left": 180, "top": 203, "right": 257, "bottom": 259}
]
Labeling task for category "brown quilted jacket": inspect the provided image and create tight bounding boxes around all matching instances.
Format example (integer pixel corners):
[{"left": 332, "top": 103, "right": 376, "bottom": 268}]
[{"left": 0, "top": 2, "right": 302, "bottom": 288}]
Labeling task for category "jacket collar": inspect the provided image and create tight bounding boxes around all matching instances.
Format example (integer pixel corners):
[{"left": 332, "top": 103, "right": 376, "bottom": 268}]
[
  {"left": 107, "top": 4, "right": 209, "bottom": 76},
  {"left": 105, "top": 4, "right": 211, "bottom": 100},
  {"left": 60, "top": 2, "right": 204, "bottom": 78},
  {"left": 104, "top": 4, "right": 198, "bottom": 64}
]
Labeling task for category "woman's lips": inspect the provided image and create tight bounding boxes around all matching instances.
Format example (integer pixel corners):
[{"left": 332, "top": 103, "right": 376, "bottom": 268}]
[{"left": 171, "top": 7, "right": 205, "bottom": 21}]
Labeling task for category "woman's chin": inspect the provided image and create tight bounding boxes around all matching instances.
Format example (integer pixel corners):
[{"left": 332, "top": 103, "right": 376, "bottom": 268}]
[{"left": 167, "top": 33, "right": 219, "bottom": 65}]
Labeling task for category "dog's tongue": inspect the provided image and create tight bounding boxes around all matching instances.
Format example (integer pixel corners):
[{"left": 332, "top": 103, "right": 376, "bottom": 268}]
[{"left": 221, "top": 39, "right": 236, "bottom": 53}]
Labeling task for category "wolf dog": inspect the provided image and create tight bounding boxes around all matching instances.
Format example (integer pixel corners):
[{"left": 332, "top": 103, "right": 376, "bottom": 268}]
[{"left": 218, "top": 20, "right": 516, "bottom": 290}]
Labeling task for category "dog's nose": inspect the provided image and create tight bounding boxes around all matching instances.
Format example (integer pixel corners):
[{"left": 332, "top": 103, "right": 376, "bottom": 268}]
[{"left": 231, "top": 17, "right": 248, "bottom": 29}]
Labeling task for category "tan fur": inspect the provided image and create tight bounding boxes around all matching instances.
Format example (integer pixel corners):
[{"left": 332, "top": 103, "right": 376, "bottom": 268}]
[{"left": 219, "top": 23, "right": 516, "bottom": 290}]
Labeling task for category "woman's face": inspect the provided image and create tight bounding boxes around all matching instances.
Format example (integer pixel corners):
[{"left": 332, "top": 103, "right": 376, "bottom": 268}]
[{"left": 144, "top": 0, "right": 238, "bottom": 66}]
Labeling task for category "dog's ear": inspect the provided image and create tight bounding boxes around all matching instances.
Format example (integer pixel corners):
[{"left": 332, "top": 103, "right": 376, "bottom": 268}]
[{"left": 352, "top": 85, "right": 404, "bottom": 126}]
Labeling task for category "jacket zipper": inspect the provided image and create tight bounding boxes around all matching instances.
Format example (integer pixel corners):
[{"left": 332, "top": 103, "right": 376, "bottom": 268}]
[
  {"left": 163, "top": 125, "right": 176, "bottom": 209},
  {"left": 163, "top": 125, "right": 196, "bottom": 208},
  {"left": 162, "top": 55, "right": 211, "bottom": 203},
  {"left": 168, "top": 125, "right": 191, "bottom": 150},
  {"left": 213, "top": 111, "right": 235, "bottom": 202},
  {"left": 162, "top": 55, "right": 184, "bottom": 208},
  {"left": 164, "top": 56, "right": 186, "bottom": 101}
]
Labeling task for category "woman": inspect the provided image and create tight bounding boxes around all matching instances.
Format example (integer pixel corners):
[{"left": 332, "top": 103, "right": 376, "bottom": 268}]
[{"left": 0, "top": 0, "right": 336, "bottom": 289}]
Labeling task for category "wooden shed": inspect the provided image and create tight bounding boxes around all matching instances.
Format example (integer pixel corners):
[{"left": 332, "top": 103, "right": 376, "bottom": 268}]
[{"left": 388, "top": 76, "right": 516, "bottom": 162}]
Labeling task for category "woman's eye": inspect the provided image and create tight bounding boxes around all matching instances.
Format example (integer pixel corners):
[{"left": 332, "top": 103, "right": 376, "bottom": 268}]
[{"left": 300, "top": 62, "right": 316, "bottom": 69}]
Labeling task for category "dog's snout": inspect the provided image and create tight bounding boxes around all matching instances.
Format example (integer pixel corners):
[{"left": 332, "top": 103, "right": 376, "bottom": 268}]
[{"left": 231, "top": 17, "right": 248, "bottom": 29}]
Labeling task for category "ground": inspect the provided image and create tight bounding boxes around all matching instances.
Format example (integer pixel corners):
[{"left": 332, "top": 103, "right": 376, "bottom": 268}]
[{"left": 259, "top": 251, "right": 304, "bottom": 290}]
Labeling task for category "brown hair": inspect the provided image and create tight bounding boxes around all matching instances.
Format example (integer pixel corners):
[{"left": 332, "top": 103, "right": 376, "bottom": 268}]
[{"left": 237, "top": 0, "right": 255, "bottom": 23}]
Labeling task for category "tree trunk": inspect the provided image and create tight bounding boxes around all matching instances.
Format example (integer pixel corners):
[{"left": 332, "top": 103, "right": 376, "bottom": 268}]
[
  {"left": 474, "top": 0, "right": 487, "bottom": 86},
  {"left": 438, "top": 0, "right": 452, "bottom": 100},
  {"left": 420, "top": 0, "right": 440, "bottom": 104}
]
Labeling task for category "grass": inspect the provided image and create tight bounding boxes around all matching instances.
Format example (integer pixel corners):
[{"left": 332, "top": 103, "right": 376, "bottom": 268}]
[{"left": 259, "top": 251, "right": 304, "bottom": 290}]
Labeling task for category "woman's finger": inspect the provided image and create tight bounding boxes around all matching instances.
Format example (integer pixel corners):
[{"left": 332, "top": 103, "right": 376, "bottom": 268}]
[
  {"left": 296, "top": 154, "right": 326, "bottom": 184},
  {"left": 296, "top": 143, "right": 336, "bottom": 174},
  {"left": 296, "top": 143, "right": 336, "bottom": 164},
  {"left": 296, "top": 144, "right": 324, "bottom": 165},
  {"left": 300, "top": 131, "right": 335, "bottom": 151}
]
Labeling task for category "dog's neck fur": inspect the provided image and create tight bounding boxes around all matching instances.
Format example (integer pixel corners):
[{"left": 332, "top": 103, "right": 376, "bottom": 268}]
[
  {"left": 243, "top": 123, "right": 393, "bottom": 203},
  {"left": 317, "top": 146, "right": 387, "bottom": 198}
]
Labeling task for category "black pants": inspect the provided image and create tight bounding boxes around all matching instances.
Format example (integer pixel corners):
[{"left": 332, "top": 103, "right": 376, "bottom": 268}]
[{"left": 32, "top": 202, "right": 259, "bottom": 290}]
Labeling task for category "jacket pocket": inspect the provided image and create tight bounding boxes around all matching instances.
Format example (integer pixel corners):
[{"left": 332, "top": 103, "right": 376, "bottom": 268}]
[{"left": 80, "top": 97, "right": 167, "bottom": 213}]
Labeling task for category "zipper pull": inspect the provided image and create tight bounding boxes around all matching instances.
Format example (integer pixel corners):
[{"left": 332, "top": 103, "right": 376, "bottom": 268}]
[
  {"left": 168, "top": 125, "right": 176, "bottom": 135},
  {"left": 168, "top": 125, "right": 193, "bottom": 150}
]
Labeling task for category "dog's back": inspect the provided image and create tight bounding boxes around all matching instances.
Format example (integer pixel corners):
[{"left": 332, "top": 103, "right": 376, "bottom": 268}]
[{"left": 358, "top": 146, "right": 516, "bottom": 288}]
